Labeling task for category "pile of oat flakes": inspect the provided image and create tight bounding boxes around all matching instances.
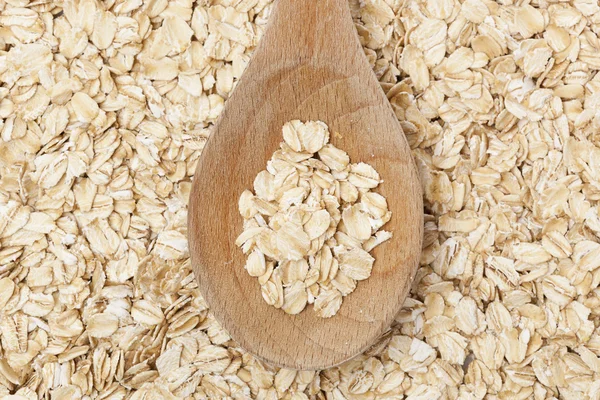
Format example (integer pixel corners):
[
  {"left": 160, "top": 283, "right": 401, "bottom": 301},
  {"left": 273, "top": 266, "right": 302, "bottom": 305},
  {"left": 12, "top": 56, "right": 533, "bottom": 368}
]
[
  {"left": 237, "top": 120, "right": 392, "bottom": 318},
  {"left": 1, "top": 0, "right": 600, "bottom": 398}
]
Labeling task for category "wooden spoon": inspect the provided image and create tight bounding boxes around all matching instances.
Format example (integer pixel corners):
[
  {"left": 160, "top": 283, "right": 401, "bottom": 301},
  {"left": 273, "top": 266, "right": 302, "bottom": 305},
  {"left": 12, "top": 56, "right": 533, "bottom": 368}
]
[{"left": 188, "top": 0, "right": 423, "bottom": 370}]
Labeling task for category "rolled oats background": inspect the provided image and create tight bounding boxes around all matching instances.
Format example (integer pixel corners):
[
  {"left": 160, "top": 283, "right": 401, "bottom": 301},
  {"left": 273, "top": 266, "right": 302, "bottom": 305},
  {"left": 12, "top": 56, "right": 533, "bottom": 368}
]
[{"left": 0, "top": 0, "right": 600, "bottom": 399}]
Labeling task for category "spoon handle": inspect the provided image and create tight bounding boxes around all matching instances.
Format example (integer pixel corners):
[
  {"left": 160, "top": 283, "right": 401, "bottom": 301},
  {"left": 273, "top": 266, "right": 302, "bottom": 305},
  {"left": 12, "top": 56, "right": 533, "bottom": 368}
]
[{"left": 258, "top": 0, "right": 363, "bottom": 72}]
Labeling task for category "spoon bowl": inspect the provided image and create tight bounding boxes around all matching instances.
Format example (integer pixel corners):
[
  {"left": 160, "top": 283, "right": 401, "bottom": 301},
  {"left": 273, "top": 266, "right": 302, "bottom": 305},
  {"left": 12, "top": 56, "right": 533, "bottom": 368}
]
[{"left": 188, "top": 0, "right": 423, "bottom": 370}]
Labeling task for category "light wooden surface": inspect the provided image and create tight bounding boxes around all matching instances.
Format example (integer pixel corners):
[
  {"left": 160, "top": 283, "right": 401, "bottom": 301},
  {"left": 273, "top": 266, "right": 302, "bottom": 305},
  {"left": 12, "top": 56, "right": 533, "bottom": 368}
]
[{"left": 188, "top": 0, "right": 423, "bottom": 370}]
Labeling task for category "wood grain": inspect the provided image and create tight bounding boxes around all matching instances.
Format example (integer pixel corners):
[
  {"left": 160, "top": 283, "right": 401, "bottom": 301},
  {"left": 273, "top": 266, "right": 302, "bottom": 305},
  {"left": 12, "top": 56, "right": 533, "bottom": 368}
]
[{"left": 188, "top": 0, "right": 423, "bottom": 370}]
